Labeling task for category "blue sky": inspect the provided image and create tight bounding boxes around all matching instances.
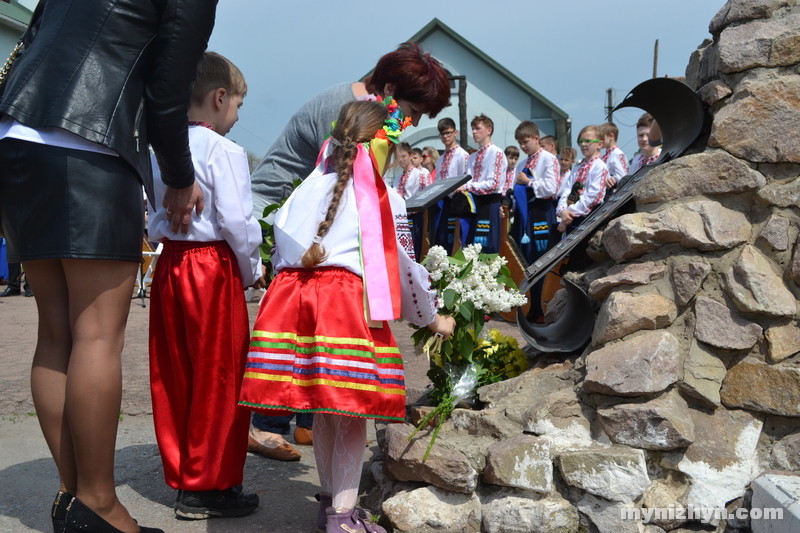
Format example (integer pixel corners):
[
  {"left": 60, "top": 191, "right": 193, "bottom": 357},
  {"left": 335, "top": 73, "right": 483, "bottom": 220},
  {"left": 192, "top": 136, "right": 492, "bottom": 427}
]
[{"left": 208, "top": 1, "right": 723, "bottom": 160}]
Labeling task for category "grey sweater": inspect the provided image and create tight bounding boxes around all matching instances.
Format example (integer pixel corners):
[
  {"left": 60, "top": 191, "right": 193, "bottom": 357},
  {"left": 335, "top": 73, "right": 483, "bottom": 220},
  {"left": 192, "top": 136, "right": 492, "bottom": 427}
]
[{"left": 250, "top": 83, "right": 357, "bottom": 216}]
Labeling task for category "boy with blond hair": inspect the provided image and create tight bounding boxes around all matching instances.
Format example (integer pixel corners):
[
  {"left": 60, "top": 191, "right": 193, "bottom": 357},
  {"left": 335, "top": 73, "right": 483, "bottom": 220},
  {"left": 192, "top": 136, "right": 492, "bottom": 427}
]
[
  {"left": 457, "top": 114, "right": 507, "bottom": 252},
  {"left": 510, "top": 121, "right": 561, "bottom": 261},
  {"left": 558, "top": 147, "right": 576, "bottom": 182},
  {"left": 148, "top": 51, "right": 263, "bottom": 520},
  {"left": 600, "top": 122, "right": 628, "bottom": 188},
  {"left": 557, "top": 125, "right": 609, "bottom": 233}
]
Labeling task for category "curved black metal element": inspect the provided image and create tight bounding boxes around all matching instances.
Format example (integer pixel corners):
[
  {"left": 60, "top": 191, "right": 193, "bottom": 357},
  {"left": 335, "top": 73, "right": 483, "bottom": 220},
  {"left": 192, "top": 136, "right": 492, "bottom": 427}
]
[
  {"left": 613, "top": 77, "right": 706, "bottom": 172},
  {"left": 517, "top": 78, "right": 706, "bottom": 354},
  {"left": 517, "top": 278, "right": 595, "bottom": 353}
]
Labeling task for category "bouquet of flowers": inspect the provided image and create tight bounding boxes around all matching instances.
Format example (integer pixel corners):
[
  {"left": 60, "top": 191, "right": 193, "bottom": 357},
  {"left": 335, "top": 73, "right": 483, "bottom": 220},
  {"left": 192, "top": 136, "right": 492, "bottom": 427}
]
[{"left": 410, "top": 244, "right": 528, "bottom": 459}]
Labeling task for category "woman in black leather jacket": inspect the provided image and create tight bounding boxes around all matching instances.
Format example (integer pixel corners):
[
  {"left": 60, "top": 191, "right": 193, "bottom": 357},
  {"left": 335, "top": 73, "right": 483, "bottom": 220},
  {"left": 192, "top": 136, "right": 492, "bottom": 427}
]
[{"left": 0, "top": 1, "right": 217, "bottom": 532}]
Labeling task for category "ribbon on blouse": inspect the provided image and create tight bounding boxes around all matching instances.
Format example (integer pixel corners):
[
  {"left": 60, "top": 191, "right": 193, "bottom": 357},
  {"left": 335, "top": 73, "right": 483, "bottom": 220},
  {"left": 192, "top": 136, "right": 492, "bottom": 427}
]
[
  {"left": 306, "top": 138, "right": 400, "bottom": 321},
  {"left": 353, "top": 141, "right": 401, "bottom": 321}
]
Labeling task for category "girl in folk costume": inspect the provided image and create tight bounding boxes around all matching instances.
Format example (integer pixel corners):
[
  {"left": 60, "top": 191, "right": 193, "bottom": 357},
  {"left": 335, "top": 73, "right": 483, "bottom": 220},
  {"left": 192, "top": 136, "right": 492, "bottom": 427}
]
[
  {"left": 556, "top": 125, "right": 609, "bottom": 234},
  {"left": 422, "top": 146, "right": 439, "bottom": 182},
  {"left": 239, "top": 100, "right": 455, "bottom": 533},
  {"left": 628, "top": 113, "right": 661, "bottom": 175}
]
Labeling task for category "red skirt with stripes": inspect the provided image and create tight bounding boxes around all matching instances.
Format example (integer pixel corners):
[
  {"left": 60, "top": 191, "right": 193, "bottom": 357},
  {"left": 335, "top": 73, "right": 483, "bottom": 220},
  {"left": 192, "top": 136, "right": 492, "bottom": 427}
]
[{"left": 239, "top": 267, "right": 406, "bottom": 422}]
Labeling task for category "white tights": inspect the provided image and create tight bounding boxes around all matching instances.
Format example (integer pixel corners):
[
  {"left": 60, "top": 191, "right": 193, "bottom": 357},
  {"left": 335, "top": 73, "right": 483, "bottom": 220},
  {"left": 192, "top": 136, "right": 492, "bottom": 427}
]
[{"left": 313, "top": 413, "right": 367, "bottom": 510}]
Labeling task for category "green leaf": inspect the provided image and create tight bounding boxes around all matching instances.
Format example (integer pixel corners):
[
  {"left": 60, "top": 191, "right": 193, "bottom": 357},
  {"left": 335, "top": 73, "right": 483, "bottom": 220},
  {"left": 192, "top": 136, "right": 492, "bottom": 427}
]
[
  {"left": 497, "top": 275, "right": 518, "bottom": 289},
  {"left": 459, "top": 300, "right": 475, "bottom": 321},
  {"left": 474, "top": 312, "right": 485, "bottom": 337},
  {"left": 443, "top": 288, "right": 456, "bottom": 310},
  {"left": 457, "top": 259, "right": 474, "bottom": 279},
  {"left": 261, "top": 203, "right": 281, "bottom": 217},
  {"left": 411, "top": 327, "right": 429, "bottom": 347},
  {"left": 453, "top": 248, "right": 466, "bottom": 262}
]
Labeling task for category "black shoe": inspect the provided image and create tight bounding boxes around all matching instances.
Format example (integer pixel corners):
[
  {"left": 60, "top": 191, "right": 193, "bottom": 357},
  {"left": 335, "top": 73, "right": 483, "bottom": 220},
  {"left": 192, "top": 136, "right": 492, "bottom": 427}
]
[
  {"left": 174, "top": 485, "right": 259, "bottom": 519},
  {"left": 64, "top": 496, "right": 164, "bottom": 533},
  {"left": 24, "top": 286, "right": 34, "bottom": 297},
  {"left": 52, "top": 491, "right": 73, "bottom": 533},
  {"left": 0, "top": 286, "right": 20, "bottom": 297}
]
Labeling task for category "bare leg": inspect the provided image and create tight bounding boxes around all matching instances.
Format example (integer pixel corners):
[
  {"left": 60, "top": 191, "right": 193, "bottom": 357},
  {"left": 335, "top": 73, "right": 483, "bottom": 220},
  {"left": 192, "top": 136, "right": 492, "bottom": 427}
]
[{"left": 26, "top": 258, "right": 140, "bottom": 533}]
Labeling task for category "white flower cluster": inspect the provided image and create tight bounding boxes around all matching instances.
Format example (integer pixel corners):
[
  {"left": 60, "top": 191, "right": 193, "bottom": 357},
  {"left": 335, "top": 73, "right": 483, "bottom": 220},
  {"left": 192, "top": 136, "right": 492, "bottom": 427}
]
[{"left": 424, "top": 244, "right": 528, "bottom": 314}]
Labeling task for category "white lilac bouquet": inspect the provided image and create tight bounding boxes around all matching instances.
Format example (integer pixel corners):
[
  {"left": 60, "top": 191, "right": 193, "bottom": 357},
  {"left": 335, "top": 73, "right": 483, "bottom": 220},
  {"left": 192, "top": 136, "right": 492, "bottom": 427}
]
[{"left": 409, "top": 244, "right": 528, "bottom": 459}]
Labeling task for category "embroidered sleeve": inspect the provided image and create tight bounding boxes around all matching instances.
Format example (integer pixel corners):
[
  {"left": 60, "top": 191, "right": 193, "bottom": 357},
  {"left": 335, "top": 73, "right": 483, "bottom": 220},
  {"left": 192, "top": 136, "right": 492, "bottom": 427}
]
[
  {"left": 393, "top": 212, "right": 438, "bottom": 326},
  {"left": 395, "top": 212, "right": 415, "bottom": 261}
]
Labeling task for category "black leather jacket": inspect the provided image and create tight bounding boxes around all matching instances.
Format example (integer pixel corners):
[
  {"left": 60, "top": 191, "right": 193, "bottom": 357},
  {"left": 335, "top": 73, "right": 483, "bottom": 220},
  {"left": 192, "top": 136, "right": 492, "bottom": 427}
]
[{"left": 0, "top": 0, "right": 218, "bottom": 197}]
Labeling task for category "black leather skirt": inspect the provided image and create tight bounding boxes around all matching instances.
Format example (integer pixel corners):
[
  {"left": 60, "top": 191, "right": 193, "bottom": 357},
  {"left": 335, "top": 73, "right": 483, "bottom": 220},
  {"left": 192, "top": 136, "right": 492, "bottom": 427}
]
[{"left": 0, "top": 138, "right": 144, "bottom": 263}]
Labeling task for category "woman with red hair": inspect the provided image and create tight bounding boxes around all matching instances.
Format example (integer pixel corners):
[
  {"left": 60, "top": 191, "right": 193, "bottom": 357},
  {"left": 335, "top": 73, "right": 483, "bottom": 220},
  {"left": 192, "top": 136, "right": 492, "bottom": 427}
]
[
  {"left": 246, "top": 42, "right": 450, "bottom": 462},
  {"left": 250, "top": 42, "right": 450, "bottom": 217}
]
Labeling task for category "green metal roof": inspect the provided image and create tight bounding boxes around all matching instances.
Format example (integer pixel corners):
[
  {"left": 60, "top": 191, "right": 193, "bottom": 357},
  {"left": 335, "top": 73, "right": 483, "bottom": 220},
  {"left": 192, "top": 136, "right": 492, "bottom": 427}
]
[
  {"left": 408, "top": 17, "right": 568, "bottom": 120},
  {"left": 0, "top": 1, "right": 33, "bottom": 30}
]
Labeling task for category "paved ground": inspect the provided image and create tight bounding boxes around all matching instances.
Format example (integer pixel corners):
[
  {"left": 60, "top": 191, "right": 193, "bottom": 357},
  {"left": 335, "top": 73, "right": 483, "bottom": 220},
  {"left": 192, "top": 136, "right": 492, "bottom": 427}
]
[{"left": 0, "top": 288, "right": 526, "bottom": 532}]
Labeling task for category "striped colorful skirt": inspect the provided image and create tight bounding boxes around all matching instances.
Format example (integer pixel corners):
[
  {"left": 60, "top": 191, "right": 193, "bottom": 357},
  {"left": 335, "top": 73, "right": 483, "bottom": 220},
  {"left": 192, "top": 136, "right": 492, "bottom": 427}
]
[{"left": 238, "top": 267, "right": 407, "bottom": 422}]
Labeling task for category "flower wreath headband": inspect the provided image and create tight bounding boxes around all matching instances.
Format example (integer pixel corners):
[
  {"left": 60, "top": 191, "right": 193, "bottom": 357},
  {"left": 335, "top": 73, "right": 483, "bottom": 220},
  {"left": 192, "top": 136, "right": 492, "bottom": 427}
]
[
  {"left": 327, "top": 95, "right": 412, "bottom": 176},
  {"left": 329, "top": 95, "right": 412, "bottom": 145}
]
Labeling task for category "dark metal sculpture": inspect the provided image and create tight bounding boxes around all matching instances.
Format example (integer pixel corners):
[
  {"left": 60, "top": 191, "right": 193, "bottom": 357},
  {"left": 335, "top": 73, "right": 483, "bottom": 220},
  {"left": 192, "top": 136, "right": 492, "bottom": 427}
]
[{"left": 516, "top": 77, "right": 708, "bottom": 354}]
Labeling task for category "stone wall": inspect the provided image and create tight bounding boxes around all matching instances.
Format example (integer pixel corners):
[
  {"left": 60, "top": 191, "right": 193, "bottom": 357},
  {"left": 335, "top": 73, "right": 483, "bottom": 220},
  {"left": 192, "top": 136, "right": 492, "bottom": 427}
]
[{"left": 368, "top": 1, "right": 800, "bottom": 531}]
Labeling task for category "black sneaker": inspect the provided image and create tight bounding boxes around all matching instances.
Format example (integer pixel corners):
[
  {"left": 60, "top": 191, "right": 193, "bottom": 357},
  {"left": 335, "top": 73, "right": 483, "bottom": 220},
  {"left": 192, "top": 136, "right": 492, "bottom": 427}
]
[{"left": 175, "top": 485, "right": 259, "bottom": 519}]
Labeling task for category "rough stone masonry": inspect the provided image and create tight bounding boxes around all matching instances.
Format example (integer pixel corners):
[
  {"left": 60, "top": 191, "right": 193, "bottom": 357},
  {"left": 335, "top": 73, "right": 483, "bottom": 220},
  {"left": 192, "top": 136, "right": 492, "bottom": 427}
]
[{"left": 365, "top": 1, "right": 800, "bottom": 532}]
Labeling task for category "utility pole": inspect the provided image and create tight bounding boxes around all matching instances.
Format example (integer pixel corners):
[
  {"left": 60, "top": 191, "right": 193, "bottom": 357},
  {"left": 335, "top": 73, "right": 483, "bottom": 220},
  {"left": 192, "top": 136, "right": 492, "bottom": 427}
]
[
  {"left": 653, "top": 39, "right": 659, "bottom": 78},
  {"left": 605, "top": 88, "right": 614, "bottom": 123},
  {"left": 449, "top": 75, "right": 468, "bottom": 150}
]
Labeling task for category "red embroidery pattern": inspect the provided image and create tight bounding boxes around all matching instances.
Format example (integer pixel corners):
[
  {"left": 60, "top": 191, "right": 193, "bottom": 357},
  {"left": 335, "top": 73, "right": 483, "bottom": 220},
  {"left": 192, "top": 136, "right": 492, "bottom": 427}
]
[
  {"left": 439, "top": 147, "right": 460, "bottom": 180},
  {"left": 395, "top": 169, "right": 411, "bottom": 197},
  {"left": 470, "top": 143, "right": 503, "bottom": 193},
  {"left": 617, "top": 151, "right": 629, "bottom": 175},
  {"left": 395, "top": 213, "right": 414, "bottom": 261},
  {"left": 526, "top": 149, "right": 561, "bottom": 199},
  {"left": 573, "top": 155, "right": 607, "bottom": 211},
  {"left": 604, "top": 147, "right": 629, "bottom": 175}
]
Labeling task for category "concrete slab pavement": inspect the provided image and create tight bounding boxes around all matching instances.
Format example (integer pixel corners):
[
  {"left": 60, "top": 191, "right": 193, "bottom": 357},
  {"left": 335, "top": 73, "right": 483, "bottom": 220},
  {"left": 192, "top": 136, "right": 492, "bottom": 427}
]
[{"left": 0, "top": 290, "right": 526, "bottom": 532}]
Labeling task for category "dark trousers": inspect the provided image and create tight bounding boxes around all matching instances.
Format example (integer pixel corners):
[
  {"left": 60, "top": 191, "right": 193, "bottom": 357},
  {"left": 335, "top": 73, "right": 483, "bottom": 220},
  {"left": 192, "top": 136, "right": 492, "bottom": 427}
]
[
  {"left": 252, "top": 412, "right": 314, "bottom": 435},
  {"left": 5, "top": 262, "right": 30, "bottom": 291}
]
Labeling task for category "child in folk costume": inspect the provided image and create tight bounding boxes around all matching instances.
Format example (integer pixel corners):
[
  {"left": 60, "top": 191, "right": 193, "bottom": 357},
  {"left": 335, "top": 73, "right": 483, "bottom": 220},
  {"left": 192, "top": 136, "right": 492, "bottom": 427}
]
[
  {"left": 556, "top": 125, "right": 609, "bottom": 234},
  {"left": 394, "top": 142, "right": 425, "bottom": 200},
  {"left": 502, "top": 145, "right": 520, "bottom": 196},
  {"left": 434, "top": 117, "right": 469, "bottom": 180},
  {"left": 239, "top": 100, "right": 455, "bottom": 533},
  {"left": 558, "top": 146, "right": 576, "bottom": 182},
  {"left": 411, "top": 147, "right": 432, "bottom": 187},
  {"left": 510, "top": 120, "right": 562, "bottom": 264},
  {"left": 601, "top": 122, "right": 628, "bottom": 188},
  {"left": 628, "top": 113, "right": 661, "bottom": 174},
  {"left": 395, "top": 142, "right": 427, "bottom": 261},
  {"left": 148, "top": 52, "right": 264, "bottom": 519},
  {"left": 434, "top": 117, "right": 469, "bottom": 250},
  {"left": 457, "top": 114, "right": 507, "bottom": 253}
]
